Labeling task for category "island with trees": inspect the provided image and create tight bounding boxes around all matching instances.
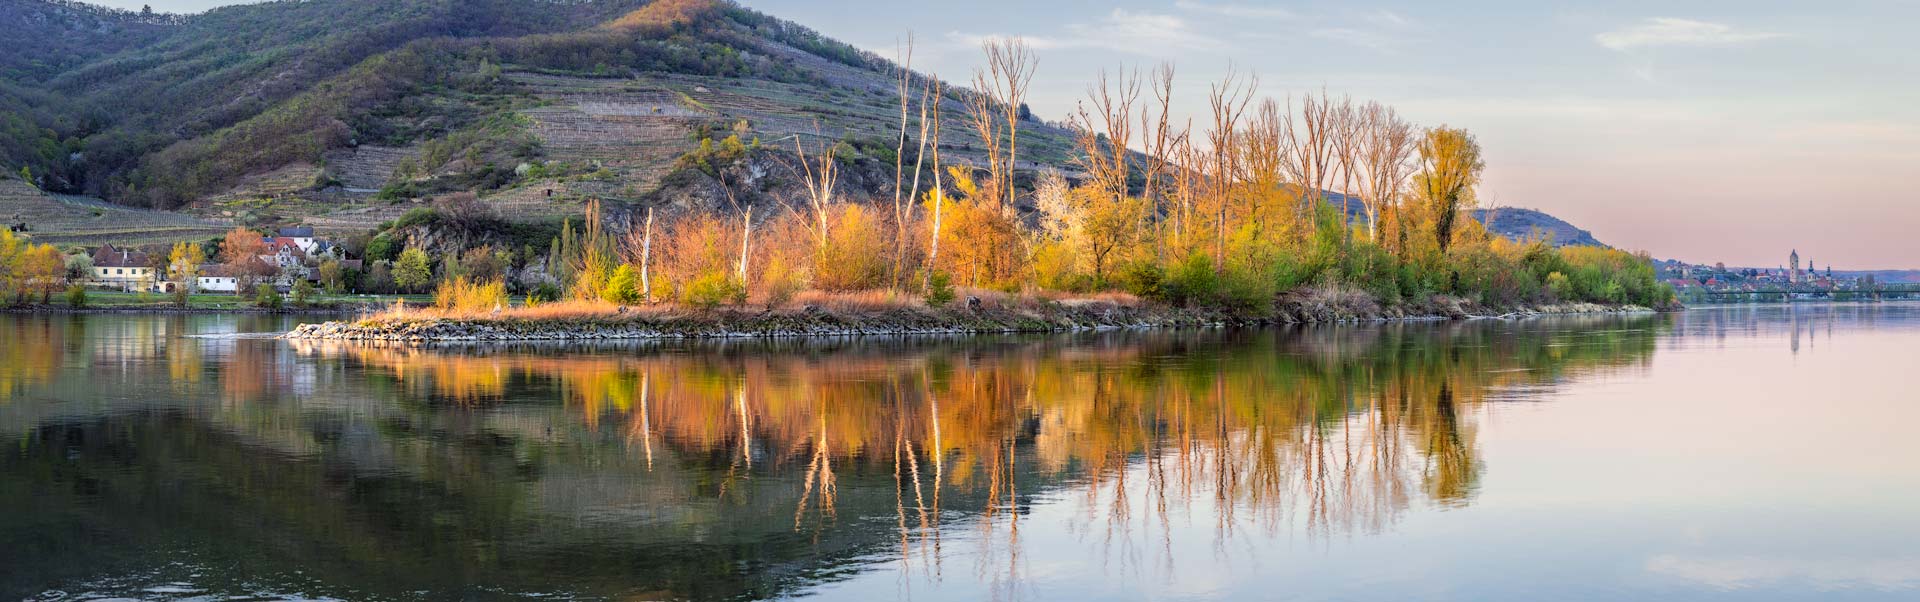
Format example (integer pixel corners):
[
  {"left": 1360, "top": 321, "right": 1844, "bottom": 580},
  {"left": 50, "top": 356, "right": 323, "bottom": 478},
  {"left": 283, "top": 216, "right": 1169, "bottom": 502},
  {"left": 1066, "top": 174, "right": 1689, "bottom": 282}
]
[{"left": 284, "top": 39, "right": 1672, "bottom": 342}]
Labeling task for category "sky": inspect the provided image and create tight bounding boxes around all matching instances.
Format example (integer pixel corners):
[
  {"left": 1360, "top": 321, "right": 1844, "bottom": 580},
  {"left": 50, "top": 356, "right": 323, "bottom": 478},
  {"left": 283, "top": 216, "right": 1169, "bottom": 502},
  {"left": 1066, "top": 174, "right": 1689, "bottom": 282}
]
[{"left": 103, "top": 0, "right": 1920, "bottom": 269}]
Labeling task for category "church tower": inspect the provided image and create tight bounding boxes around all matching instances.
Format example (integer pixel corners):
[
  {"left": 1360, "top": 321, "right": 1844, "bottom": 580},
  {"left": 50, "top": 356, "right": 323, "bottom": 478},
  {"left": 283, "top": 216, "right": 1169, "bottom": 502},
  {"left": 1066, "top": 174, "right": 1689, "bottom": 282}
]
[{"left": 1790, "top": 249, "right": 1801, "bottom": 283}]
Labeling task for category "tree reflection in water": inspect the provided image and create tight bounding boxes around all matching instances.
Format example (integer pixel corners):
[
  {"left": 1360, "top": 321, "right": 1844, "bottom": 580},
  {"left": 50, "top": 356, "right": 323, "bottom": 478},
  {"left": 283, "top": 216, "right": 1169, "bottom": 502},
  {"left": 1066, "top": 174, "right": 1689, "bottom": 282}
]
[
  {"left": 289, "top": 316, "right": 1661, "bottom": 590},
  {"left": 0, "top": 313, "right": 1665, "bottom": 600}
]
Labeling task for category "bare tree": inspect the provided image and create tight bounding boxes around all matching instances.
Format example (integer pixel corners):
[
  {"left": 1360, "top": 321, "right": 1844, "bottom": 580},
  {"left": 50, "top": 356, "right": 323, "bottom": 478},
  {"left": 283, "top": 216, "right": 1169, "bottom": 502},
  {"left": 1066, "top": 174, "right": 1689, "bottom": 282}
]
[
  {"left": 1071, "top": 65, "right": 1139, "bottom": 205},
  {"left": 969, "top": 38, "right": 1037, "bottom": 212},
  {"left": 1170, "top": 127, "right": 1198, "bottom": 247},
  {"left": 891, "top": 32, "right": 916, "bottom": 287},
  {"left": 739, "top": 205, "right": 752, "bottom": 284},
  {"left": 640, "top": 207, "right": 655, "bottom": 302},
  {"left": 1329, "top": 95, "right": 1361, "bottom": 242},
  {"left": 1282, "top": 89, "right": 1336, "bottom": 236},
  {"left": 922, "top": 77, "right": 948, "bottom": 293},
  {"left": 1356, "top": 101, "right": 1417, "bottom": 244},
  {"left": 1138, "top": 62, "right": 1185, "bottom": 252},
  {"left": 1204, "top": 65, "right": 1257, "bottom": 271},
  {"left": 788, "top": 131, "right": 839, "bottom": 250},
  {"left": 1241, "top": 99, "right": 1288, "bottom": 234}
]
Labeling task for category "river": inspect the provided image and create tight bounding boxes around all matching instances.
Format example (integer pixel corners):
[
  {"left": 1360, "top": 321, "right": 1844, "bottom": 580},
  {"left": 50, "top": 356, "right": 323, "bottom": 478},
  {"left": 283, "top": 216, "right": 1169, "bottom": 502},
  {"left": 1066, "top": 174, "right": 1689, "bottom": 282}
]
[{"left": 1, "top": 305, "right": 1916, "bottom": 601}]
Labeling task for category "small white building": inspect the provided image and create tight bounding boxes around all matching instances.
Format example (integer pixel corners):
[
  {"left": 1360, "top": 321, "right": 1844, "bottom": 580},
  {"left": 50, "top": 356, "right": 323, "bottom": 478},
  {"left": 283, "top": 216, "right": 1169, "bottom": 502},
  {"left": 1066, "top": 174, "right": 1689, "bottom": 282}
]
[{"left": 196, "top": 271, "right": 242, "bottom": 293}]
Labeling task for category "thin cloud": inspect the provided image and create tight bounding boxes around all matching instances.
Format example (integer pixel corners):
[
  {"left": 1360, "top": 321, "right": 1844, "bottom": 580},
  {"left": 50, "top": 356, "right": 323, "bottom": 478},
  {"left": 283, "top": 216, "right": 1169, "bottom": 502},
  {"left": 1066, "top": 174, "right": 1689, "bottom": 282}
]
[
  {"left": 1310, "top": 27, "right": 1399, "bottom": 52},
  {"left": 1364, "top": 9, "right": 1411, "bottom": 29},
  {"left": 1174, "top": 0, "right": 1294, "bottom": 20},
  {"left": 1596, "top": 18, "right": 1789, "bottom": 51},
  {"left": 949, "top": 9, "right": 1219, "bottom": 55}
]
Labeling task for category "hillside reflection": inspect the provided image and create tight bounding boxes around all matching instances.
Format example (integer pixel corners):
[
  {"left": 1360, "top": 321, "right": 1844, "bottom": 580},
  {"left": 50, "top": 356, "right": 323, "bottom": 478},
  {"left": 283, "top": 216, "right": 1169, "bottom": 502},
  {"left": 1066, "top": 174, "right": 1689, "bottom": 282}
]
[{"left": 2, "top": 314, "right": 1664, "bottom": 600}]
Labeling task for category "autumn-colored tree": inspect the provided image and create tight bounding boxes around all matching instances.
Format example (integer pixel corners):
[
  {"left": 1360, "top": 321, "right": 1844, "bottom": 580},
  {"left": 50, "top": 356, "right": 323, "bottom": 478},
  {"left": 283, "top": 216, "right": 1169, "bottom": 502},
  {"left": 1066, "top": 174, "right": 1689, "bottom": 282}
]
[
  {"left": 218, "top": 227, "right": 273, "bottom": 291},
  {"left": 19, "top": 244, "right": 65, "bottom": 303},
  {"left": 935, "top": 168, "right": 1023, "bottom": 289},
  {"left": 1415, "top": 126, "right": 1485, "bottom": 254},
  {"left": 168, "top": 241, "right": 205, "bottom": 288}
]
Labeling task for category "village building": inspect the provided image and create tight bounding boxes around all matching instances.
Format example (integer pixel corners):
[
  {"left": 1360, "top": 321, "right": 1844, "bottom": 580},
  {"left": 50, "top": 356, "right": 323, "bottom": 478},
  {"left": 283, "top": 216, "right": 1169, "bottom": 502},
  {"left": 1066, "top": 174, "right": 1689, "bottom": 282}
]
[
  {"left": 195, "top": 265, "right": 244, "bottom": 293},
  {"left": 277, "top": 226, "right": 320, "bottom": 254},
  {"left": 89, "top": 244, "right": 162, "bottom": 292}
]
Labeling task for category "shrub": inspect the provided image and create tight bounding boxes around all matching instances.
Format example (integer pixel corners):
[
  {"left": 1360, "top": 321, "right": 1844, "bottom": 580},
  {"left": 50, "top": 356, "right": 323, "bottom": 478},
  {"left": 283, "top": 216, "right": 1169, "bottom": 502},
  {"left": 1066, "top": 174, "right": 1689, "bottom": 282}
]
[
  {"left": 291, "top": 279, "right": 315, "bottom": 308},
  {"left": 924, "top": 270, "right": 956, "bottom": 307},
  {"left": 254, "top": 284, "right": 283, "bottom": 309},
  {"left": 1545, "top": 271, "right": 1574, "bottom": 301},
  {"left": 602, "top": 264, "right": 643, "bottom": 305},
  {"left": 65, "top": 285, "right": 86, "bottom": 308},
  {"left": 171, "top": 287, "right": 189, "bottom": 307},
  {"left": 761, "top": 255, "right": 806, "bottom": 307},
  {"left": 685, "top": 271, "right": 744, "bottom": 309},
  {"left": 1158, "top": 253, "right": 1219, "bottom": 307},
  {"left": 1116, "top": 259, "right": 1164, "bottom": 300},
  {"left": 527, "top": 282, "right": 561, "bottom": 305},
  {"left": 812, "top": 205, "right": 889, "bottom": 291}
]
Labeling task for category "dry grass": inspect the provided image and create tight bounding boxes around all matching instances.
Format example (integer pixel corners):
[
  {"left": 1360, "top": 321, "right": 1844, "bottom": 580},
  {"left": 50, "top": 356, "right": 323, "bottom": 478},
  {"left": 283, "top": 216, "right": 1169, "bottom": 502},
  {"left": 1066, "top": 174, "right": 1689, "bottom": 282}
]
[
  {"left": 433, "top": 278, "right": 508, "bottom": 313},
  {"left": 783, "top": 289, "right": 919, "bottom": 312}
]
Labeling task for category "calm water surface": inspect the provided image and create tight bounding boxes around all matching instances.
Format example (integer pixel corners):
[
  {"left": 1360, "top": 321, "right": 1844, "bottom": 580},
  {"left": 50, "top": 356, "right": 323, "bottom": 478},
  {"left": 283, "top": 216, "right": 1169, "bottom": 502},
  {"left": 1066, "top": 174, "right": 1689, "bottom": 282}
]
[{"left": 1, "top": 305, "right": 1916, "bottom": 601}]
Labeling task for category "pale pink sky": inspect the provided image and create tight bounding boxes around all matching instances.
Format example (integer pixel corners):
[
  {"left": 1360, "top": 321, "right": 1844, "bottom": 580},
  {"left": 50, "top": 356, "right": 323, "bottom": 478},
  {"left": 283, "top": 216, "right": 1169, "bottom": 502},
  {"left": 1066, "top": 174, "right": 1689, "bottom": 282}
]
[{"left": 745, "top": 0, "right": 1920, "bottom": 270}]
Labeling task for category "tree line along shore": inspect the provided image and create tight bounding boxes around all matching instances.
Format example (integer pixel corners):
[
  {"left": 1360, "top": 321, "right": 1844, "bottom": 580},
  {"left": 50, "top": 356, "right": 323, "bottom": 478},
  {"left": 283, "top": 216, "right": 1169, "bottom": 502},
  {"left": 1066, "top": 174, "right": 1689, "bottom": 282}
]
[{"left": 7, "top": 39, "right": 1674, "bottom": 335}]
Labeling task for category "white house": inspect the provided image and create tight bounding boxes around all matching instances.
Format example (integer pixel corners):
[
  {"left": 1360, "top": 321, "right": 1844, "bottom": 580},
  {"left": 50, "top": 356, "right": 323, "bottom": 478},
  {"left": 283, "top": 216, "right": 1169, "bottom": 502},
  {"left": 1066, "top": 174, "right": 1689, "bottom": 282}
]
[
  {"left": 195, "top": 267, "right": 242, "bottom": 293},
  {"left": 276, "top": 226, "right": 319, "bottom": 254}
]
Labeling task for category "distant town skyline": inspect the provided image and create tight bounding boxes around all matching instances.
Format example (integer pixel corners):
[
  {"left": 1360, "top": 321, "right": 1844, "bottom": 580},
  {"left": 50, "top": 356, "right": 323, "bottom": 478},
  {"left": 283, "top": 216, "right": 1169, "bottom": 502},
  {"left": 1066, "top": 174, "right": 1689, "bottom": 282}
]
[{"left": 98, "top": 0, "right": 1920, "bottom": 269}]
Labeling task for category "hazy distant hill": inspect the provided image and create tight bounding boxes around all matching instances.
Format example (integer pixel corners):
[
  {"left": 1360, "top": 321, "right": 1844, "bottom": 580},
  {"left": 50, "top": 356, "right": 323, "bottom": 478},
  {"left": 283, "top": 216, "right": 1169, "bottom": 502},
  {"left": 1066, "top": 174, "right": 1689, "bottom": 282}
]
[{"left": 1471, "top": 207, "right": 1607, "bottom": 248}]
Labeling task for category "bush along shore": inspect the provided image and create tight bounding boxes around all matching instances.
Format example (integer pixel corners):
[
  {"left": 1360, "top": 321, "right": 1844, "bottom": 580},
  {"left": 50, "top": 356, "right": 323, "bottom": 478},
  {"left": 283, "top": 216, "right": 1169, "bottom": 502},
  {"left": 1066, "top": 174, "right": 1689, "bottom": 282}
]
[{"left": 283, "top": 291, "right": 1655, "bottom": 343}]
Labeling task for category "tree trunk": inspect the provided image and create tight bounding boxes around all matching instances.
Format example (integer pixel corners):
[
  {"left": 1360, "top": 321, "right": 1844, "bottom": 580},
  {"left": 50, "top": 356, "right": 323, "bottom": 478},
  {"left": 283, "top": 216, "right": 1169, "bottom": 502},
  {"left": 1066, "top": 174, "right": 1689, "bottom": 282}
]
[
  {"left": 640, "top": 207, "right": 654, "bottom": 303},
  {"left": 739, "top": 206, "right": 752, "bottom": 284}
]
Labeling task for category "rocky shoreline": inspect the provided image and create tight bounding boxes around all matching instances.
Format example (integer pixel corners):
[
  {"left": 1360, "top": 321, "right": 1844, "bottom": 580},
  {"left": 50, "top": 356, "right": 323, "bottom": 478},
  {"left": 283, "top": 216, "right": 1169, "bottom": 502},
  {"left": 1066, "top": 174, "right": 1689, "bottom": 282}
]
[{"left": 283, "top": 297, "right": 1654, "bottom": 343}]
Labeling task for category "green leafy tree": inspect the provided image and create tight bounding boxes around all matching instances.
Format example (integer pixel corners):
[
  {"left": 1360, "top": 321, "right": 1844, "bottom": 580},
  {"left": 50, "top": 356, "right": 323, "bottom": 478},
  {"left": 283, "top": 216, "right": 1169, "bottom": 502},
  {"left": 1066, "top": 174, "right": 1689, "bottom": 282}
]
[
  {"left": 394, "top": 248, "right": 433, "bottom": 292},
  {"left": 290, "top": 278, "right": 315, "bottom": 307},
  {"left": 317, "top": 260, "right": 345, "bottom": 293},
  {"left": 364, "top": 235, "right": 397, "bottom": 262}
]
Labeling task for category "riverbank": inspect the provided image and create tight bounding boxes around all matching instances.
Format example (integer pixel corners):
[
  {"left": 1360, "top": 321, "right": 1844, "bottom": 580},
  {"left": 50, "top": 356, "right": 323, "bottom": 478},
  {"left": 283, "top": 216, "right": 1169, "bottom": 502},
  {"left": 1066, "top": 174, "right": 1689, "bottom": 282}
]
[{"left": 283, "top": 293, "right": 1654, "bottom": 342}]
